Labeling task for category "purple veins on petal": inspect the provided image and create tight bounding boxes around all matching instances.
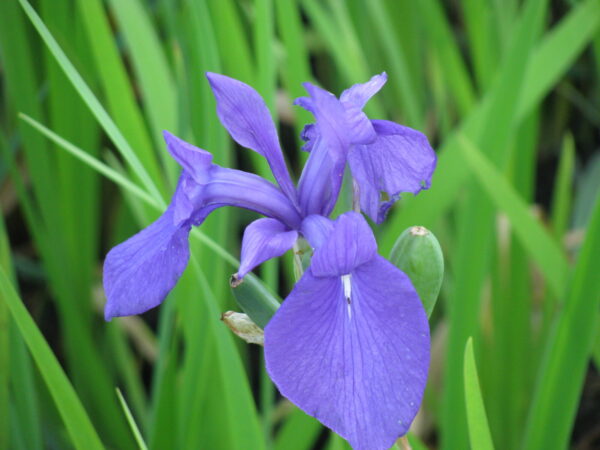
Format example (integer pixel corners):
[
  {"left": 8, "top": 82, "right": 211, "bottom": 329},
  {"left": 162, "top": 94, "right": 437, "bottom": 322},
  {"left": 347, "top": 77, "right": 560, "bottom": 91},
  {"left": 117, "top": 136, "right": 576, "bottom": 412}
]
[
  {"left": 237, "top": 218, "right": 298, "bottom": 279},
  {"left": 265, "top": 213, "right": 430, "bottom": 450}
]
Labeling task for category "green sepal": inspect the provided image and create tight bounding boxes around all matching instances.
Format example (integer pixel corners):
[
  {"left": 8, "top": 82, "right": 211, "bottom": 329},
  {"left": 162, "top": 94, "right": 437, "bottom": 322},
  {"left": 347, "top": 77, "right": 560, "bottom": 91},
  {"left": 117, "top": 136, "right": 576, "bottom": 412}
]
[
  {"left": 389, "top": 226, "right": 444, "bottom": 318},
  {"left": 230, "top": 274, "right": 281, "bottom": 329}
]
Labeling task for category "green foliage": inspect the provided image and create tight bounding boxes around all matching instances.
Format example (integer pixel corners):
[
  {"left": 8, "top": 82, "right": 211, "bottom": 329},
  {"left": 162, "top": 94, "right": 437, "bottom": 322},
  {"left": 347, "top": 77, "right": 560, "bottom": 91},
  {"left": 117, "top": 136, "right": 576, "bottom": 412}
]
[
  {"left": 464, "top": 338, "right": 495, "bottom": 450},
  {"left": 1, "top": 0, "right": 599, "bottom": 448}
]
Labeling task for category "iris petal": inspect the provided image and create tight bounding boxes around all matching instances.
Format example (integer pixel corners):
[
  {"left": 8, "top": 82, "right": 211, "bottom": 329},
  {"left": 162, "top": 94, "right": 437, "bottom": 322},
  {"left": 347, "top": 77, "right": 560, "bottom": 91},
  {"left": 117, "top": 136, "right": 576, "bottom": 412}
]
[
  {"left": 161, "top": 131, "right": 302, "bottom": 228},
  {"left": 265, "top": 256, "right": 430, "bottom": 450},
  {"left": 200, "top": 167, "right": 302, "bottom": 228},
  {"left": 237, "top": 218, "right": 298, "bottom": 278},
  {"left": 348, "top": 120, "right": 437, "bottom": 223},
  {"left": 206, "top": 72, "right": 297, "bottom": 202},
  {"left": 310, "top": 212, "right": 376, "bottom": 277},
  {"left": 300, "top": 214, "right": 334, "bottom": 249},
  {"left": 295, "top": 85, "right": 350, "bottom": 216},
  {"left": 103, "top": 202, "right": 191, "bottom": 320},
  {"left": 163, "top": 130, "right": 213, "bottom": 184},
  {"left": 340, "top": 72, "right": 388, "bottom": 109}
]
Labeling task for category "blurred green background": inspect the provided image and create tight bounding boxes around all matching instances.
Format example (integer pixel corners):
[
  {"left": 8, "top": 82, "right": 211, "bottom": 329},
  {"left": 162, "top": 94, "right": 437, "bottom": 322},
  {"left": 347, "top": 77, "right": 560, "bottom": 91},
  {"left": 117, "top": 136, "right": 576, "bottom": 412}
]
[{"left": 1, "top": 0, "right": 600, "bottom": 449}]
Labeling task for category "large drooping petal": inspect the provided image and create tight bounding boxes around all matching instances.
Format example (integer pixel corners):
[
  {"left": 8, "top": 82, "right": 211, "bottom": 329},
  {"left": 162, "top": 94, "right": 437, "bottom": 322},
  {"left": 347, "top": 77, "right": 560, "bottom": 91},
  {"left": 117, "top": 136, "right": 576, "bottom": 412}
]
[
  {"left": 197, "top": 167, "right": 302, "bottom": 228},
  {"left": 163, "top": 131, "right": 302, "bottom": 229},
  {"left": 310, "top": 212, "right": 376, "bottom": 277},
  {"left": 103, "top": 199, "right": 191, "bottom": 320},
  {"left": 206, "top": 72, "right": 297, "bottom": 203},
  {"left": 340, "top": 72, "right": 387, "bottom": 109},
  {"left": 163, "top": 130, "right": 213, "bottom": 184},
  {"left": 348, "top": 120, "right": 437, "bottom": 223},
  {"left": 237, "top": 218, "right": 298, "bottom": 278},
  {"left": 265, "top": 257, "right": 430, "bottom": 450}
]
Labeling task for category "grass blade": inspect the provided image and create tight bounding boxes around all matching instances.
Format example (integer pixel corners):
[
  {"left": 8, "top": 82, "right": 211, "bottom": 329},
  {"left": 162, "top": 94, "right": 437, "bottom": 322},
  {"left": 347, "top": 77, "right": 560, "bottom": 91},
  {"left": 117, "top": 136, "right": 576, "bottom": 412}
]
[
  {"left": 116, "top": 389, "right": 148, "bottom": 450},
  {"left": 464, "top": 338, "right": 495, "bottom": 450},
  {"left": 107, "top": 0, "right": 177, "bottom": 168},
  {"left": 551, "top": 134, "right": 576, "bottom": 240},
  {"left": 18, "top": 0, "right": 164, "bottom": 204},
  {"left": 523, "top": 195, "right": 600, "bottom": 449},
  {"left": 0, "top": 267, "right": 104, "bottom": 450},
  {"left": 458, "top": 135, "right": 569, "bottom": 297},
  {"left": 75, "top": 0, "right": 164, "bottom": 191},
  {"left": 19, "top": 114, "right": 159, "bottom": 208}
]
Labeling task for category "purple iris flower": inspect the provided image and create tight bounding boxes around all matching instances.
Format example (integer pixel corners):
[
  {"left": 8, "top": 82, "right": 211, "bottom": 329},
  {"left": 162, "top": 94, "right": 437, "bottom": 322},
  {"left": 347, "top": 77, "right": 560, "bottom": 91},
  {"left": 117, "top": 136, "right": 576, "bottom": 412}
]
[{"left": 103, "top": 73, "right": 435, "bottom": 449}]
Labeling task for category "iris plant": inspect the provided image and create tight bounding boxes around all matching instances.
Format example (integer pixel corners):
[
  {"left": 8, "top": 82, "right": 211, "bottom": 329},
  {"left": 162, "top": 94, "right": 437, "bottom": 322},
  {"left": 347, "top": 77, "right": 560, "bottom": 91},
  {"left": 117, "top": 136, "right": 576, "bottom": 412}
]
[{"left": 103, "top": 72, "right": 436, "bottom": 450}]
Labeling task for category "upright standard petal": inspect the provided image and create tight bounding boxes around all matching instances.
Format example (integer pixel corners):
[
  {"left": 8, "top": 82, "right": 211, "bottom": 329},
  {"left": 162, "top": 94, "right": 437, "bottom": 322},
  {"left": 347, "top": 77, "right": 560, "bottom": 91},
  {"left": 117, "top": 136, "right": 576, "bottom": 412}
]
[
  {"left": 348, "top": 120, "right": 437, "bottom": 223},
  {"left": 103, "top": 203, "right": 191, "bottom": 320},
  {"left": 295, "top": 85, "right": 352, "bottom": 216},
  {"left": 340, "top": 72, "right": 388, "bottom": 109},
  {"left": 265, "top": 257, "right": 430, "bottom": 450},
  {"left": 206, "top": 72, "right": 297, "bottom": 202},
  {"left": 296, "top": 82, "right": 378, "bottom": 216},
  {"left": 237, "top": 218, "right": 298, "bottom": 279}
]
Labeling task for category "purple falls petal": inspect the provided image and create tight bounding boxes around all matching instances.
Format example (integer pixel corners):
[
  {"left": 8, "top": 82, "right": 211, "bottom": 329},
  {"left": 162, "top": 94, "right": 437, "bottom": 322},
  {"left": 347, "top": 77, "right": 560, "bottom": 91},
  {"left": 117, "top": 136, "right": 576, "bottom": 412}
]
[
  {"left": 265, "top": 257, "right": 430, "bottom": 450},
  {"left": 237, "top": 218, "right": 298, "bottom": 278},
  {"left": 200, "top": 166, "right": 302, "bottom": 229},
  {"left": 348, "top": 120, "right": 437, "bottom": 224},
  {"left": 103, "top": 204, "right": 191, "bottom": 320},
  {"left": 310, "top": 212, "right": 376, "bottom": 277},
  {"left": 206, "top": 72, "right": 297, "bottom": 203},
  {"left": 340, "top": 72, "right": 388, "bottom": 109},
  {"left": 163, "top": 131, "right": 213, "bottom": 184},
  {"left": 161, "top": 131, "right": 302, "bottom": 229}
]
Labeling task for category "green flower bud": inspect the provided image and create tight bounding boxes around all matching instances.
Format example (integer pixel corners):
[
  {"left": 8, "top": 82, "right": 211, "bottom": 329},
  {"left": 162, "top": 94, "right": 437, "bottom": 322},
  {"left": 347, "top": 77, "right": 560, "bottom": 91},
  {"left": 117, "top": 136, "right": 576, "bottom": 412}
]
[
  {"left": 230, "top": 273, "right": 281, "bottom": 329},
  {"left": 389, "top": 226, "right": 444, "bottom": 318}
]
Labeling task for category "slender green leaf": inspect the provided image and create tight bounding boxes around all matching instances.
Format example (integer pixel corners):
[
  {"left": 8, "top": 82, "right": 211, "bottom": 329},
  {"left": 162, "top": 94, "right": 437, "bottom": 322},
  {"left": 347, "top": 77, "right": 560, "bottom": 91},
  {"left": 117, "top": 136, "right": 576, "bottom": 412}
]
[
  {"left": 107, "top": 0, "right": 178, "bottom": 167},
  {"left": 76, "top": 0, "right": 163, "bottom": 191},
  {"left": 464, "top": 338, "right": 495, "bottom": 450},
  {"left": 524, "top": 193, "right": 600, "bottom": 449},
  {"left": 18, "top": 0, "right": 164, "bottom": 204},
  {"left": 551, "top": 134, "right": 575, "bottom": 239},
  {"left": 116, "top": 389, "right": 148, "bottom": 450},
  {"left": 458, "top": 135, "right": 569, "bottom": 296},
  {"left": 0, "top": 268, "right": 104, "bottom": 450}
]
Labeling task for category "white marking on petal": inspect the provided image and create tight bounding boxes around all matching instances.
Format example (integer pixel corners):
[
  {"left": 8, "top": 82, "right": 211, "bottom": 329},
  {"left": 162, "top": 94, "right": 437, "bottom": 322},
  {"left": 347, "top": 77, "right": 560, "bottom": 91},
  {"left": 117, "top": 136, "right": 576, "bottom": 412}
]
[{"left": 342, "top": 274, "right": 352, "bottom": 319}]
